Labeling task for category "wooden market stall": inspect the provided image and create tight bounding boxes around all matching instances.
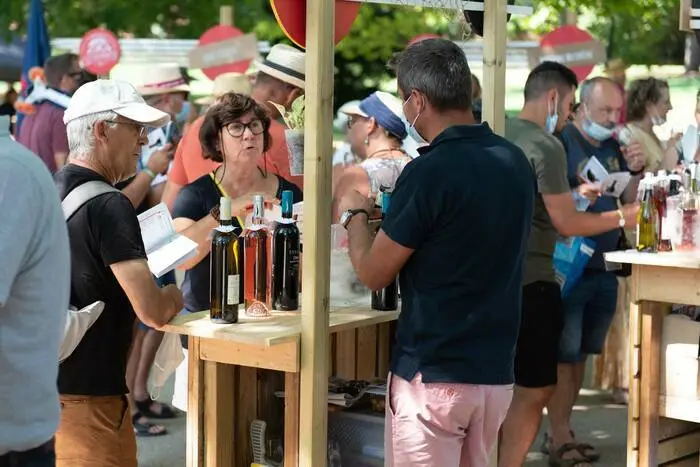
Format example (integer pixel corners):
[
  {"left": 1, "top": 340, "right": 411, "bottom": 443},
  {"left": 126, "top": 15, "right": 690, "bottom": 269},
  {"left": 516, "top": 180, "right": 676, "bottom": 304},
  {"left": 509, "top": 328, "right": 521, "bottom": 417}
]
[
  {"left": 162, "top": 0, "right": 517, "bottom": 465},
  {"left": 605, "top": 251, "right": 700, "bottom": 467}
]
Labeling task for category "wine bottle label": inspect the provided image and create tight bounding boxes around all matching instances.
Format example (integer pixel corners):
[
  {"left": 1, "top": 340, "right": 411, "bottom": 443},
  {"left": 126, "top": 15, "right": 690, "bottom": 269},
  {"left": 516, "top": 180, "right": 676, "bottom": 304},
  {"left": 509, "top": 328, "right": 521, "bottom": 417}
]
[{"left": 227, "top": 274, "right": 240, "bottom": 305}]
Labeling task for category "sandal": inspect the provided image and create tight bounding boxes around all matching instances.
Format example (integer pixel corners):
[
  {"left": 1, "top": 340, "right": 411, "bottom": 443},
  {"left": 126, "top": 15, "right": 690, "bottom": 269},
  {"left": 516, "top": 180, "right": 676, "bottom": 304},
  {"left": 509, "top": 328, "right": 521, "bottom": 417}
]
[
  {"left": 542, "top": 431, "right": 600, "bottom": 462},
  {"left": 548, "top": 443, "right": 592, "bottom": 467},
  {"left": 132, "top": 413, "right": 168, "bottom": 437},
  {"left": 135, "top": 397, "right": 177, "bottom": 419}
]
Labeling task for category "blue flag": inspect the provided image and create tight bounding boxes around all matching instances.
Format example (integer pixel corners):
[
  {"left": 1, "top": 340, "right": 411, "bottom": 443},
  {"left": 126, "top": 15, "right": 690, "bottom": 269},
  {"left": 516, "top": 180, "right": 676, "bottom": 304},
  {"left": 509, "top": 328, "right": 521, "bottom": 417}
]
[{"left": 16, "top": 0, "right": 51, "bottom": 135}]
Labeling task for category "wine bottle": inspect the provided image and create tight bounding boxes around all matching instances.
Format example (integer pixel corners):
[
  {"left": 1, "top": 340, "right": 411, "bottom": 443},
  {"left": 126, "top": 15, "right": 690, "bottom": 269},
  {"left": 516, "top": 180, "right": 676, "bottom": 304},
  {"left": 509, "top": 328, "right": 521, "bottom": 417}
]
[
  {"left": 272, "top": 190, "right": 300, "bottom": 311},
  {"left": 244, "top": 194, "right": 272, "bottom": 317},
  {"left": 636, "top": 178, "right": 657, "bottom": 252},
  {"left": 372, "top": 190, "right": 398, "bottom": 311},
  {"left": 210, "top": 197, "right": 242, "bottom": 324}
]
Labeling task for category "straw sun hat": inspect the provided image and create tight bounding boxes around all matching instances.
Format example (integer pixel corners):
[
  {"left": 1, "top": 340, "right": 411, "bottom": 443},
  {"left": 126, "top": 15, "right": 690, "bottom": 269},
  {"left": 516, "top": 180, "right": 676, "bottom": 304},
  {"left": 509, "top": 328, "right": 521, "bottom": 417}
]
[
  {"left": 255, "top": 44, "right": 306, "bottom": 90},
  {"left": 132, "top": 63, "right": 190, "bottom": 96},
  {"left": 195, "top": 72, "right": 252, "bottom": 105}
]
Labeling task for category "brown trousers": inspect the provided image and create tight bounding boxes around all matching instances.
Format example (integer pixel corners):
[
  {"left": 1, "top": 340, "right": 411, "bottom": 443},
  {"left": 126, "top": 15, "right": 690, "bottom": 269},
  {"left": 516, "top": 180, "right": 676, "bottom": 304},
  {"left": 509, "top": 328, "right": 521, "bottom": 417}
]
[{"left": 55, "top": 395, "right": 137, "bottom": 467}]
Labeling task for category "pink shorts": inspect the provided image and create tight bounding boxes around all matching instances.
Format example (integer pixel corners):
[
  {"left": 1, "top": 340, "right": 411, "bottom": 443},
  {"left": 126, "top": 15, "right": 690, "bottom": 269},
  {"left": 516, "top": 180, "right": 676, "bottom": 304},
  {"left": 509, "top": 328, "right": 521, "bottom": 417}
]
[{"left": 385, "top": 372, "right": 513, "bottom": 467}]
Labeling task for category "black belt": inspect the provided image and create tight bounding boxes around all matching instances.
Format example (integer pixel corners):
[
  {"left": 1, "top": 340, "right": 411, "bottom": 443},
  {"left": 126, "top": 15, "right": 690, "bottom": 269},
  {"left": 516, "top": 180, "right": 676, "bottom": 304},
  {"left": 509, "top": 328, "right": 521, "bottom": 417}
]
[{"left": 0, "top": 439, "right": 54, "bottom": 467}]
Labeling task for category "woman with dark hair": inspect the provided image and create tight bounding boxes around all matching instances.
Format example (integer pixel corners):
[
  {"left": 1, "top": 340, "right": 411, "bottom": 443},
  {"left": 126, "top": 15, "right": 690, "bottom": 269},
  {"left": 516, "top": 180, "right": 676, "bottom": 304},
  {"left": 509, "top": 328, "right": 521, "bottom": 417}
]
[{"left": 624, "top": 77, "right": 679, "bottom": 172}]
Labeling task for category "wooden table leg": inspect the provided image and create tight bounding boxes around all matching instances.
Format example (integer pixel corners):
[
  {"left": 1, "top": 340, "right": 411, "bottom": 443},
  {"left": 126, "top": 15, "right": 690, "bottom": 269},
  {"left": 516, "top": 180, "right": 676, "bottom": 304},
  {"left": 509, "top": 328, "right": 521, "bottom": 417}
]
[
  {"left": 628, "top": 300, "right": 640, "bottom": 467},
  {"left": 186, "top": 337, "right": 204, "bottom": 467},
  {"left": 284, "top": 372, "right": 300, "bottom": 467},
  {"left": 204, "top": 360, "right": 236, "bottom": 466},
  {"left": 638, "top": 301, "right": 664, "bottom": 466}
]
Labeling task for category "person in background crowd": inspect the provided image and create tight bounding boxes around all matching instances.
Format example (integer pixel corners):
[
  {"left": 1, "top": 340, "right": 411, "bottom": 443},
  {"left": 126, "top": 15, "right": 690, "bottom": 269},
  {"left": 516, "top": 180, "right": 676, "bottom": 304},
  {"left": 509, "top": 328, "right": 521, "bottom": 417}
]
[
  {"left": 541, "top": 76, "right": 644, "bottom": 465},
  {"left": 339, "top": 38, "right": 535, "bottom": 466},
  {"left": 119, "top": 64, "right": 189, "bottom": 437},
  {"left": 170, "top": 92, "right": 303, "bottom": 413},
  {"left": 16, "top": 53, "right": 84, "bottom": 173},
  {"left": 624, "top": 78, "right": 680, "bottom": 172},
  {"left": 332, "top": 91, "right": 411, "bottom": 221},
  {"left": 0, "top": 87, "right": 17, "bottom": 133},
  {"left": 0, "top": 115, "right": 70, "bottom": 467},
  {"left": 54, "top": 80, "right": 182, "bottom": 466},
  {"left": 251, "top": 44, "right": 306, "bottom": 190},
  {"left": 500, "top": 62, "right": 639, "bottom": 467},
  {"left": 161, "top": 72, "right": 253, "bottom": 211},
  {"left": 604, "top": 58, "right": 628, "bottom": 124}
]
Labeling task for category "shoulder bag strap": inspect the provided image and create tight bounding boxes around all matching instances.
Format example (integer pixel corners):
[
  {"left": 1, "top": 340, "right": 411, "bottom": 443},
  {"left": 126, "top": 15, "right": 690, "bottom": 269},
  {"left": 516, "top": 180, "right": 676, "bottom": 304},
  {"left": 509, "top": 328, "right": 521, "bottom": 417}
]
[{"left": 61, "top": 180, "right": 121, "bottom": 221}]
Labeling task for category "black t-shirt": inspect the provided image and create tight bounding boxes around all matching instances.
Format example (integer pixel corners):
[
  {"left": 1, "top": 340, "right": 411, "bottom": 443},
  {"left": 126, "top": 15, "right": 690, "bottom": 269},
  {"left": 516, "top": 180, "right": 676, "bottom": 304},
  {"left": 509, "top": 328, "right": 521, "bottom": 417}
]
[
  {"left": 55, "top": 165, "right": 147, "bottom": 396},
  {"left": 172, "top": 173, "right": 303, "bottom": 315},
  {"left": 381, "top": 124, "right": 535, "bottom": 385}
]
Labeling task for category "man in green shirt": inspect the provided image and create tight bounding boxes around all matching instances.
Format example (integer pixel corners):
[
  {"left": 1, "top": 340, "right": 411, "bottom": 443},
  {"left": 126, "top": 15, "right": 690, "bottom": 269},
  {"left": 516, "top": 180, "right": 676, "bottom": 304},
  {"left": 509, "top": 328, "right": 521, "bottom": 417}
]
[{"left": 499, "top": 62, "right": 639, "bottom": 467}]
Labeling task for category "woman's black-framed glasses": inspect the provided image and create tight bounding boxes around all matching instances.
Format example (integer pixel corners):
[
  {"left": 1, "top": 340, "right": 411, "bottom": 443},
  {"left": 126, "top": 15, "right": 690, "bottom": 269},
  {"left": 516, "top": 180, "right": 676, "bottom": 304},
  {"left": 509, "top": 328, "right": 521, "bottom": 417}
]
[{"left": 226, "top": 119, "right": 264, "bottom": 137}]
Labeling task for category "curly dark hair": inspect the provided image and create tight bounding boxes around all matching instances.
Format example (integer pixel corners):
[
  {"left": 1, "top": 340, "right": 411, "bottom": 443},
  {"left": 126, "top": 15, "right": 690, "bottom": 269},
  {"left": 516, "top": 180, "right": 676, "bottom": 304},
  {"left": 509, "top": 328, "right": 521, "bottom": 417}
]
[
  {"left": 626, "top": 78, "right": 669, "bottom": 122},
  {"left": 199, "top": 92, "right": 272, "bottom": 162}
]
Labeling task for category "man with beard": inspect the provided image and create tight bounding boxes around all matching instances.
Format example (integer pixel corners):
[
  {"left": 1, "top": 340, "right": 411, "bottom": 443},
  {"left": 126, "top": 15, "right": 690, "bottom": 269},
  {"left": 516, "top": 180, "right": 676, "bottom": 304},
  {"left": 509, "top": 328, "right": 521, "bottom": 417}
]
[
  {"left": 542, "top": 76, "right": 644, "bottom": 466},
  {"left": 17, "top": 53, "right": 92, "bottom": 173}
]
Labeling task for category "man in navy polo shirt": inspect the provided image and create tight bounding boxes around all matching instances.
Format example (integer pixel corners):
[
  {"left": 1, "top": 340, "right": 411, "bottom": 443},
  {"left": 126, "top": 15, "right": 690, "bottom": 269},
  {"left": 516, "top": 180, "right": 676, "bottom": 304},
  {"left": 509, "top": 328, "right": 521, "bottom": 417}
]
[{"left": 338, "top": 38, "right": 535, "bottom": 466}]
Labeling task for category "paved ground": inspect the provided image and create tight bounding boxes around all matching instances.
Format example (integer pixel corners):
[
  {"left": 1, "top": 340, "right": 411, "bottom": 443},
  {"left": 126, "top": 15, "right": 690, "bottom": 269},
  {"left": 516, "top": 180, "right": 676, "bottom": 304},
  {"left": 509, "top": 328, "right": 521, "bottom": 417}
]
[{"left": 136, "top": 379, "right": 628, "bottom": 467}]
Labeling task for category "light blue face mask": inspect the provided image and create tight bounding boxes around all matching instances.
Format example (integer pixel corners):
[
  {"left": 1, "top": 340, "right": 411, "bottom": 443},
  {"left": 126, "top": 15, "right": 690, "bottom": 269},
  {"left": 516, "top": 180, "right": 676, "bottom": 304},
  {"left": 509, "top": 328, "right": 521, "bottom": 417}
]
[
  {"left": 545, "top": 94, "right": 559, "bottom": 135},
  {"left": 176, "top": 100, "right": 191, "bottom": 124},
  {"left": 582, "top": 107, "right": 615, "bottom": 141},
  {"left": 403, "top": 95, "right": 428, "bottom": 145}
]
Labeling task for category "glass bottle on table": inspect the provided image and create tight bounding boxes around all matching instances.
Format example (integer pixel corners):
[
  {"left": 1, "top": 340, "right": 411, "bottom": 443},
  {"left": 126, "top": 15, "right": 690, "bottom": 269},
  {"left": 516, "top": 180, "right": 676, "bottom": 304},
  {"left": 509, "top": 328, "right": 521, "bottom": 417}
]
[
  {"left": 243, "top": 195, "right": 272, "bottom": 317},
  {"left": 636, "top": 178, "right": 657, "bottom": 252},
  {"left": 210, "top": 197, "right": 242, "bottom": 324},
  {"left": 272, "top": 190, "right": 300, "bottom": 311},
  {"left": 371, "top": 189, "right": 398, "bottom": 311},
  {"left": 655, "top": 171, "right": 672, "bottom": 252}
]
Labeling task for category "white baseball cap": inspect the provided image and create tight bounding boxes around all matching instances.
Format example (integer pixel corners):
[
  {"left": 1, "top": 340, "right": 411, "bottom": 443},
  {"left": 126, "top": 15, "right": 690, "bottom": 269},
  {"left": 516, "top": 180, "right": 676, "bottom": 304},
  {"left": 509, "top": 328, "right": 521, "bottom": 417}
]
[{"left": 63, "top": 79, "right": 171, "bottom": 128}]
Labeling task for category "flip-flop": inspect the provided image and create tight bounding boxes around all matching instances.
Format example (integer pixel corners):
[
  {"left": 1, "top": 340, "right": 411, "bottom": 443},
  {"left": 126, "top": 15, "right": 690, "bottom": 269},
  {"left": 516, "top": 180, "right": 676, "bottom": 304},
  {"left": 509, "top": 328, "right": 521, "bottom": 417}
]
[
  {"left": 132, "top": 413, "right": 167, "bottom": 437},
  {"left": 548, "top": 443, "right": 592, "bottom": 467},
  {"left": 135, "top": 397, "right": 177, "bottom": 419}
]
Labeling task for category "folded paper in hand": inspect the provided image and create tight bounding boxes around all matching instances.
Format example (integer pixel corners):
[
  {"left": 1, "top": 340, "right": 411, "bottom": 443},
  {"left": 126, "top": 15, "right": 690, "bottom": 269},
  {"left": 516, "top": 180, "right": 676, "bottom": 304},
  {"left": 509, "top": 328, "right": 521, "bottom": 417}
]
[
  {"left": 579, "top": 156, "right": 631, "bottom": 199},
  {"left": 138, "top": 203, "right": 198, "bottom": 278}
]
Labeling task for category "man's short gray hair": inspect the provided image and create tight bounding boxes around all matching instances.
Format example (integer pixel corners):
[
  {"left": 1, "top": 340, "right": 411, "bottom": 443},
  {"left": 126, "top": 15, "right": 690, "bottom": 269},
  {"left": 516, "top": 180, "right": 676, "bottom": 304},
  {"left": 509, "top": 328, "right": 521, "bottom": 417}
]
[
  {"left": 390, "top": 38, "right": 472, "bottom": 111},
  {"left": 66, "top": 111, "right": 118, "bottom": 160},
  {"left": 579, "top": 76, "right": 614, "bottom": 104}
]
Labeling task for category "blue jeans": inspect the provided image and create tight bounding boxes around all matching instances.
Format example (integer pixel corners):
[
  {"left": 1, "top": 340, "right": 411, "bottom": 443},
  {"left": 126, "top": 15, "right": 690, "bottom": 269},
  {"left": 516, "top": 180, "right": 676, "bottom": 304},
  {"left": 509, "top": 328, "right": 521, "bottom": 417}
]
[
  {"left": 0, "top": 439, "right": 55, "bottom": 467},
  {"left": 138, "top": 270, "right": 177, "bottom": 331},
  {"left": 558, "top": 271, "right": 618, "bottom": 363}
]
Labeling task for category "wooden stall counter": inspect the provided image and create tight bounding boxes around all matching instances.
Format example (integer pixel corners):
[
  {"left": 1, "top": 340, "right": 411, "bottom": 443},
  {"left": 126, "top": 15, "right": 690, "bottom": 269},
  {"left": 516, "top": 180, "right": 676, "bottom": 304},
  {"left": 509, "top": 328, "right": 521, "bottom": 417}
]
[
  {"left": 604, "top": 250, "right": 700, "bottom": 467},
  {"left": 161, "top": 302, "right": 399, "bottom": 467}
]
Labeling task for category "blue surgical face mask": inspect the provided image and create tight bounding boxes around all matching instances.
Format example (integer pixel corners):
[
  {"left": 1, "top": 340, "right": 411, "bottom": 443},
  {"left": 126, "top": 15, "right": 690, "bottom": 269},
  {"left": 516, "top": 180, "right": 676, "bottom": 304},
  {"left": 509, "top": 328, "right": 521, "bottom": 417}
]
[
  {"left": 176, "top": 100, "right": 191, "bottom": 124},
  {"left": 403, "top": 95, "right": 428, "bottom": 145},
  {"left": 545, "top": 94, "right": 559, "bottom": 134},
  {"left": 582, "top": 107, "right": 615, "bottom": 141}
]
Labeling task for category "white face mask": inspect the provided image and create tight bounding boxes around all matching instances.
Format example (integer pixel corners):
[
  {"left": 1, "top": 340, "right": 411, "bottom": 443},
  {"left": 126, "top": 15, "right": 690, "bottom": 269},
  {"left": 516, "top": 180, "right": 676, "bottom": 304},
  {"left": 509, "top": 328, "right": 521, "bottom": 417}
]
[
  {"left": 403, "top": 95, "right": 428, "bottom": 145},
  {"left": 651, "top": 114, "right": 666, "bottom": 126},
  {"left": 545, "top": 94, "right": 559, "bottom": 134}
]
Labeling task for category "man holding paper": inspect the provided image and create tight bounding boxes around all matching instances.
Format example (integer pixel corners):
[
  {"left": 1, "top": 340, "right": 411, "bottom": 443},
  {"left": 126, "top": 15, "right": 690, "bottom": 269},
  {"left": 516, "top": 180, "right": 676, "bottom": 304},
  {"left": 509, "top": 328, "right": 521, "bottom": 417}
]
[
  {"left": 54, "top": 80, "right": 183, "bottom": 466},
  {"left": 500, "top": 63, "right": 640, "bottom": 467}
]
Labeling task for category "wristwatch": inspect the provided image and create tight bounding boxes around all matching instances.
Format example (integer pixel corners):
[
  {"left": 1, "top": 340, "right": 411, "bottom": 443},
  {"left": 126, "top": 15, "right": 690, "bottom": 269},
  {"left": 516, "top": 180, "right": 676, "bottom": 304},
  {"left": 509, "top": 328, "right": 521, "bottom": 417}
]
[
  {"left": 616, "top": 209, "right": 626, "bottom": 228},
  {"left": 340, "top": 209, "right": 369, "bottom": 230}
]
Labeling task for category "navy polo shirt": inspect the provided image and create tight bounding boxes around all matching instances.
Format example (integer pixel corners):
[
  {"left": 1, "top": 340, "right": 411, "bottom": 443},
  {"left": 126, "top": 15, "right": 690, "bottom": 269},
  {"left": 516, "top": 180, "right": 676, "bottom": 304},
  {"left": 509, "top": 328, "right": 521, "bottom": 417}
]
[
  {"left": 558, "top": 123, "right": 627, "bottom": 270},
  {"left": 382, "top": 124, "right": 535, "bottom": 385}
]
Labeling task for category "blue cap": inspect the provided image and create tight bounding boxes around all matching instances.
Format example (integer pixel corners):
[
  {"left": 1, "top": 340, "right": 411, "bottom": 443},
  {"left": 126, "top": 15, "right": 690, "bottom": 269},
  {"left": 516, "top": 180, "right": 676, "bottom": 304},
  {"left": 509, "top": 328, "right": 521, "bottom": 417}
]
[{"left": 352, "top": 91, "right": 408, "bottom": 140}]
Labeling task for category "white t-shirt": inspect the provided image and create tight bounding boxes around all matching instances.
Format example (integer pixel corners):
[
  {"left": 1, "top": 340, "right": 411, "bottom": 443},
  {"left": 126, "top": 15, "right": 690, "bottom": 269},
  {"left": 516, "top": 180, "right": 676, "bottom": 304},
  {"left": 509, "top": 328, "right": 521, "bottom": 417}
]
[{"left": 0, "top": 117, "right": 70, "bottom": 454}]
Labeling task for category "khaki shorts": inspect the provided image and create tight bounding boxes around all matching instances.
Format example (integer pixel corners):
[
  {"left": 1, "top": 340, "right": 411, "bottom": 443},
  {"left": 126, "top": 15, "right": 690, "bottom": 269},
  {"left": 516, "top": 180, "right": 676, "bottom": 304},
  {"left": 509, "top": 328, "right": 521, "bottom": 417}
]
[{"left": 56, "top": 395, "right": 137, "bottom": 467}]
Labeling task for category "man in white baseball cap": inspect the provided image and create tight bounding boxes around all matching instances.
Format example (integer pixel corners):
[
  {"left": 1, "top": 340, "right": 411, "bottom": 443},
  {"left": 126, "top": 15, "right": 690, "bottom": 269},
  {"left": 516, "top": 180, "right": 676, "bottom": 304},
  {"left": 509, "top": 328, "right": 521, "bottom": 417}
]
[{"left": 54, "top": 79, "right": 183, "bottom": 466}]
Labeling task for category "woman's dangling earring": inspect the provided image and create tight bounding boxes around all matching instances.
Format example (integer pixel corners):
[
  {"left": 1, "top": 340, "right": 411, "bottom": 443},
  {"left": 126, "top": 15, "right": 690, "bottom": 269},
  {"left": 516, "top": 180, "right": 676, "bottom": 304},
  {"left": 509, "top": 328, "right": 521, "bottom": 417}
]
[{"left": 364, "top": 137, "right": 369, "bottom": 145}]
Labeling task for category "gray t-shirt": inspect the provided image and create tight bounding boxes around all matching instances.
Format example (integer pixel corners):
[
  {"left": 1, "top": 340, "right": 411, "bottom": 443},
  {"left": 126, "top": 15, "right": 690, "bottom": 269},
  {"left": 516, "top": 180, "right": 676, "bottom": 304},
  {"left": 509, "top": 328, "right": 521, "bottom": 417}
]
[
  {"left": 505, "top": 118, "right": 570, "bottom": 285},
  {"left": 0, "top": 116, "right": 70, "bottom": 454}
]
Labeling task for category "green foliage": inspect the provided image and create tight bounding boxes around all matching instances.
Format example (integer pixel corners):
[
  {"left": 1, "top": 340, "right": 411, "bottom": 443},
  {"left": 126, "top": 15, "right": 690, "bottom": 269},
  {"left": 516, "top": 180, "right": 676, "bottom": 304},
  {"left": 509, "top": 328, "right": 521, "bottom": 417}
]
[{"left": 270, "top": 95, "right": 305, "bottom": 130}]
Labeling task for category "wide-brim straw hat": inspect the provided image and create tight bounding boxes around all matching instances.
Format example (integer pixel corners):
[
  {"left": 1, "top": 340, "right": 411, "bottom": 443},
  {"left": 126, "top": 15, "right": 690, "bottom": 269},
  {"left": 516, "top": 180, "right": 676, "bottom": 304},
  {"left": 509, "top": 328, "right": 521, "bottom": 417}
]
[
  {"left": 195, "top": 72, "right": 253, "bottom": 105},
  {"left": 133, "top": 63, "right": 190, "bottom": 96},
  {"left": 255, "top": 44, "right": 305, "bottom": 90}
]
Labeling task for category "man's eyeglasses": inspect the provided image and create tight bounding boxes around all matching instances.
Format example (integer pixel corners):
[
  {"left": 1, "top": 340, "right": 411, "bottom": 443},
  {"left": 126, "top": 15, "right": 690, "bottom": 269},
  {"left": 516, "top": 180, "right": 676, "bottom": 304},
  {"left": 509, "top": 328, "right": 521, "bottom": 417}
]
[
  {"left": 226, "top": 119, "right": 264, "bottom": 137},
  {"left": 102, "top": 120, "right": 148, "bottom": 138}
]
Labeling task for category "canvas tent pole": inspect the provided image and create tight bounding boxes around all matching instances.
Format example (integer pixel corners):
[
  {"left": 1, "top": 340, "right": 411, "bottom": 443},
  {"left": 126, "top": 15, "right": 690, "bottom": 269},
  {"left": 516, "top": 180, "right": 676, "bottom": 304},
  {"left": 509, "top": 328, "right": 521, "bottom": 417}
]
[{"left": 299, "top": 0, "right": 335, "bottom": 465}]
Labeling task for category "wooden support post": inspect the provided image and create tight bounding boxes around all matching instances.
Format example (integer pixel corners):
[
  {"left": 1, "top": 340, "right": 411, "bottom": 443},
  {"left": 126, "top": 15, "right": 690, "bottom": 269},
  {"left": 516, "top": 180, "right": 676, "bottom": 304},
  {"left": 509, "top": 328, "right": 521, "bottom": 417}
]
[
  {"left": 299, "top": 0, "right": 335, "bottom": 465},
  {"left": 481, "top": 0, "right": 508, "bottom": 136},
  {"left": 219, "top": 5, "right": 234, "bottom": 26}
]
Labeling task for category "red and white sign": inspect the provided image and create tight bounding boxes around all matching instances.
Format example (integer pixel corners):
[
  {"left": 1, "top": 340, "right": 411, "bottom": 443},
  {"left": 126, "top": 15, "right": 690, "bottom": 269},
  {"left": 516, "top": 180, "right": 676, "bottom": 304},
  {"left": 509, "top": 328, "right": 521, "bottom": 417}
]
[
  {"left": 79, "top": 28, "right": 121, "bottom": 76},
  {"left": 270, "top": 0, "right": 360, "bottom": 49},
  {"left": 189, "top": 25, "right": 258, "bottom": 81},
  {"left": 528, "top": 25, "right": 606, "bottom": 82}
]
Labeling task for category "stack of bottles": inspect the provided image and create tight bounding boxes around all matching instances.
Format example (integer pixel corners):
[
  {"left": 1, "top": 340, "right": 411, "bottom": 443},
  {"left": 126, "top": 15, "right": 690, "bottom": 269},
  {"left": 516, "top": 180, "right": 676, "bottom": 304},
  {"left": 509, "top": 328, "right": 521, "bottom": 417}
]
[
  {"left": 635, "top": 163, "right": 699, "bottom": 253},
  {"left": 209, "top": 191, "right": 301, "bottom": 324}
]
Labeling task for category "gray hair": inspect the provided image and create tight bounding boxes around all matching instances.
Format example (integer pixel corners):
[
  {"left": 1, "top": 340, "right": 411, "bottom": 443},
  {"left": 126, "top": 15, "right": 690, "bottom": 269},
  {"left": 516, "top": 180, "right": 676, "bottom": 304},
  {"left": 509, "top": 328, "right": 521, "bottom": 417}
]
[
  {"left": 390, "top": 39, "right": 472, "bottom": 111},
  {"left": 66, "top": 111, "right": 118, "bottom": 160},
  {"left": 579, "top": 76, "right": 614, "bottom": 104}
]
